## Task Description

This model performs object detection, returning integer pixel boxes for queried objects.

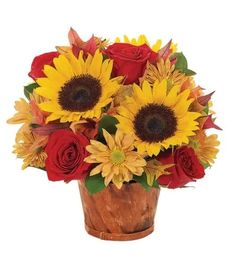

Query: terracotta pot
[78,181,160,241]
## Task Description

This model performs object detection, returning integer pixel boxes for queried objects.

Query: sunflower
[35,50,121,123]
[116,79,201,156]
[190,131,220,165]
[141,59,195,91]
[84,129,146,189]
[115,35,177,53]
[13,127,48,169]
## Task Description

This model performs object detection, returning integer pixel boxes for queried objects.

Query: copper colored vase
[78,181,160,241]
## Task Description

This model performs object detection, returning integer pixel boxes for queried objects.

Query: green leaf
[24,83,39,100]
[98,115,118,140]
[201,161,211,169]
[85,174,106,195]
[174,52,188,70]
[173,53,196,76]
[152,179,160,188]
[203,104,209,115]
[133,173,151,191]
[183,69,196,76]
[30,123,41,128]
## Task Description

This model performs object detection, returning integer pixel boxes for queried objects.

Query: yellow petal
[112,178,123,189]
[146,143,161,156]
[174,98,194,117]
[102,129,115,150]
[153,79,167,104]
[90,140,108,152]
[88,50,103,77]
[142,80,153,103]
[43,65,66,85]
[35,86,57,100]
[90,164,103,176]
[115,129,125,148]
[46,113,62,123]
[133,83,145,102]
[104,173,114,187]
[53,55,75,78]
[39,102,61,112]
[164,85,180,107]
[67,52,83,75]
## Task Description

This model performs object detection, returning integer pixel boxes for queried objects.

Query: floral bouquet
[8,28,220,240]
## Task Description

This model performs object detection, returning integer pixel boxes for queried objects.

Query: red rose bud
[105,43,158,84]
[45,129,91,182]
[157,146,205,189]
[28,51,59,80]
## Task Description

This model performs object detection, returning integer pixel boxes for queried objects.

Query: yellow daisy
[14,127,48,169]
[84,129,146,189]
[116,79,201,156]
[35,50,121,123]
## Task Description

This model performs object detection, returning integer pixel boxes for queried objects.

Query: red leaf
[68,27,83,47]
[198,91,215,106]
[83,35,97,56]
[202,115,222,130]
[72,44,82,57]
[158,40,172,60]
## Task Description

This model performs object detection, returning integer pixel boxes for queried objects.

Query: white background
[0,0,234,265]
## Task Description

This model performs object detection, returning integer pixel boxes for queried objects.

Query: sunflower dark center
[134,103,177,142]
[58,75,102,112]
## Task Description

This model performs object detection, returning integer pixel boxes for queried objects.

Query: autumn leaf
[158,40,172,61]
[198,91,215,106]
[68,27,84,47]
[202,115,222,130]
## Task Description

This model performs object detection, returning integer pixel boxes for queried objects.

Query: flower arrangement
[8,28,220,193]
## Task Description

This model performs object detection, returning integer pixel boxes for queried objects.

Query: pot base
[85,224,154,241]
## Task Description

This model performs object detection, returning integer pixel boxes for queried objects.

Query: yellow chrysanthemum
[115,35,177,53]
[7,98,32,125]
[142,59,190,90]
[13,128,48,169]
[190,131,220,165]
[7,92,46,134]
[35,50,121,123]
[84,129,146,189]
[116,79,201,156]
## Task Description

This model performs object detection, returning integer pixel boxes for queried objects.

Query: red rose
[45,129,91,182]
[105,43,157,84]
[28,51,59,80]
[157,146,205,189]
